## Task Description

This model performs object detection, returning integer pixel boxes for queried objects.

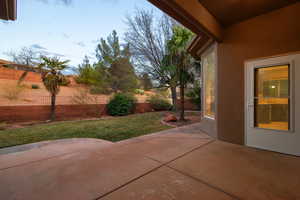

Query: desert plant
[107,93,137,116]
[38,56,69,121]
[167,26,194,121]
[2,85,24,101]
[60,76,71,86]
[71,87,97,105]
[90,86,111,95]
[147,95,172,111]
[134,89,145,95]
[31,84,40,89]
[0,122,7,131]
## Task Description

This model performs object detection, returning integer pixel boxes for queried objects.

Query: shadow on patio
[0,123,299,200]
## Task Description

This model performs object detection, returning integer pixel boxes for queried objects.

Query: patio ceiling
[198,0,299,27]
[0,0,17,21]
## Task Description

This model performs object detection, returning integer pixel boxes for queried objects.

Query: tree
[77,56,102,85]
[167,26,195,121]
[38,56,69,121]
[96,30,138,93]
[75,56,111,94]
[5,47,42,81]
[140,73,153,91]
[125,9,179,107]
[96,30,130,65]
[109,58,138,92]
[5,47,40,66]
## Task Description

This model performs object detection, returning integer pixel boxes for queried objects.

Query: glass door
[254,65,290,131]
[245,53,300,156]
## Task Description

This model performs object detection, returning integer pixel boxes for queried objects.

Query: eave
[148,0,223,42]
[0,0,17,21]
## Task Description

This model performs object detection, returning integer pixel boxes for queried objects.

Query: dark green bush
[107,93,137,116]
[31,84,40,89]
[147,95,172,111]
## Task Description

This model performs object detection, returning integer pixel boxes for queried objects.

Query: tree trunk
[170,86,177,111]
[50,94,56,121]
[179,69,185,121]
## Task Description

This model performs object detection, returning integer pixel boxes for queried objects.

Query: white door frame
[245,53,300,156]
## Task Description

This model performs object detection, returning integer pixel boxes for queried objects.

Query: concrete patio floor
[0,123,299,200]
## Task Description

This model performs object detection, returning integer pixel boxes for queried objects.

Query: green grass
[0,112,171,149]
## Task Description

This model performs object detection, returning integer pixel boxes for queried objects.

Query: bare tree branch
[125,8,178,86]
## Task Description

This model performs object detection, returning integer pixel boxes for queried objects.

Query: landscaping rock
[164,114,178,122]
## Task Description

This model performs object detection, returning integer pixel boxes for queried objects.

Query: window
[202,47,216,119]
[254,65,290,131]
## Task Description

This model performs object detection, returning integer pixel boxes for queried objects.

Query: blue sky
[0,0,161,67]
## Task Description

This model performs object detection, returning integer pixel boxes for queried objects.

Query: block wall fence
[0,100,199,122]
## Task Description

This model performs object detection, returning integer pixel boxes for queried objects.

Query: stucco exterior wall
[217,3,300,144]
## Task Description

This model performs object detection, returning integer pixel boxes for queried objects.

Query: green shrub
[107,93,137,116]
[31,84,40,89]
[147,95,172,111]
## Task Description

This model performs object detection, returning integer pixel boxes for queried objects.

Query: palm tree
[167,26,194,121]
[38,56,69,121]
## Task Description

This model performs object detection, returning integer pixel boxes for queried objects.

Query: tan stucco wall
[217,3,300,144]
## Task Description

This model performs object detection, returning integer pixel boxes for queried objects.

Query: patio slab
[168,141,300,200]
[97,137,212,163]
[0,123,299,200]
[0,138,113,170]
[101,166,235,200]
[0,151,160,200]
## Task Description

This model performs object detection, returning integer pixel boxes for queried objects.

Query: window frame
[251,62,295,133]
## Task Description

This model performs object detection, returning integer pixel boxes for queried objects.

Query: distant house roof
[0,59,14,65]
[0,59,39,73]
[0,0,17,21]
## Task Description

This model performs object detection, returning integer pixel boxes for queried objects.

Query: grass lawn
[0,112,171,149]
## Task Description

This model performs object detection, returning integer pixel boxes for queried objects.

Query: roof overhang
[0,0,17,21]
[148,0,298,58]
[148,0,222,59]
[187,35,214,59]
[148,0,223,42]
